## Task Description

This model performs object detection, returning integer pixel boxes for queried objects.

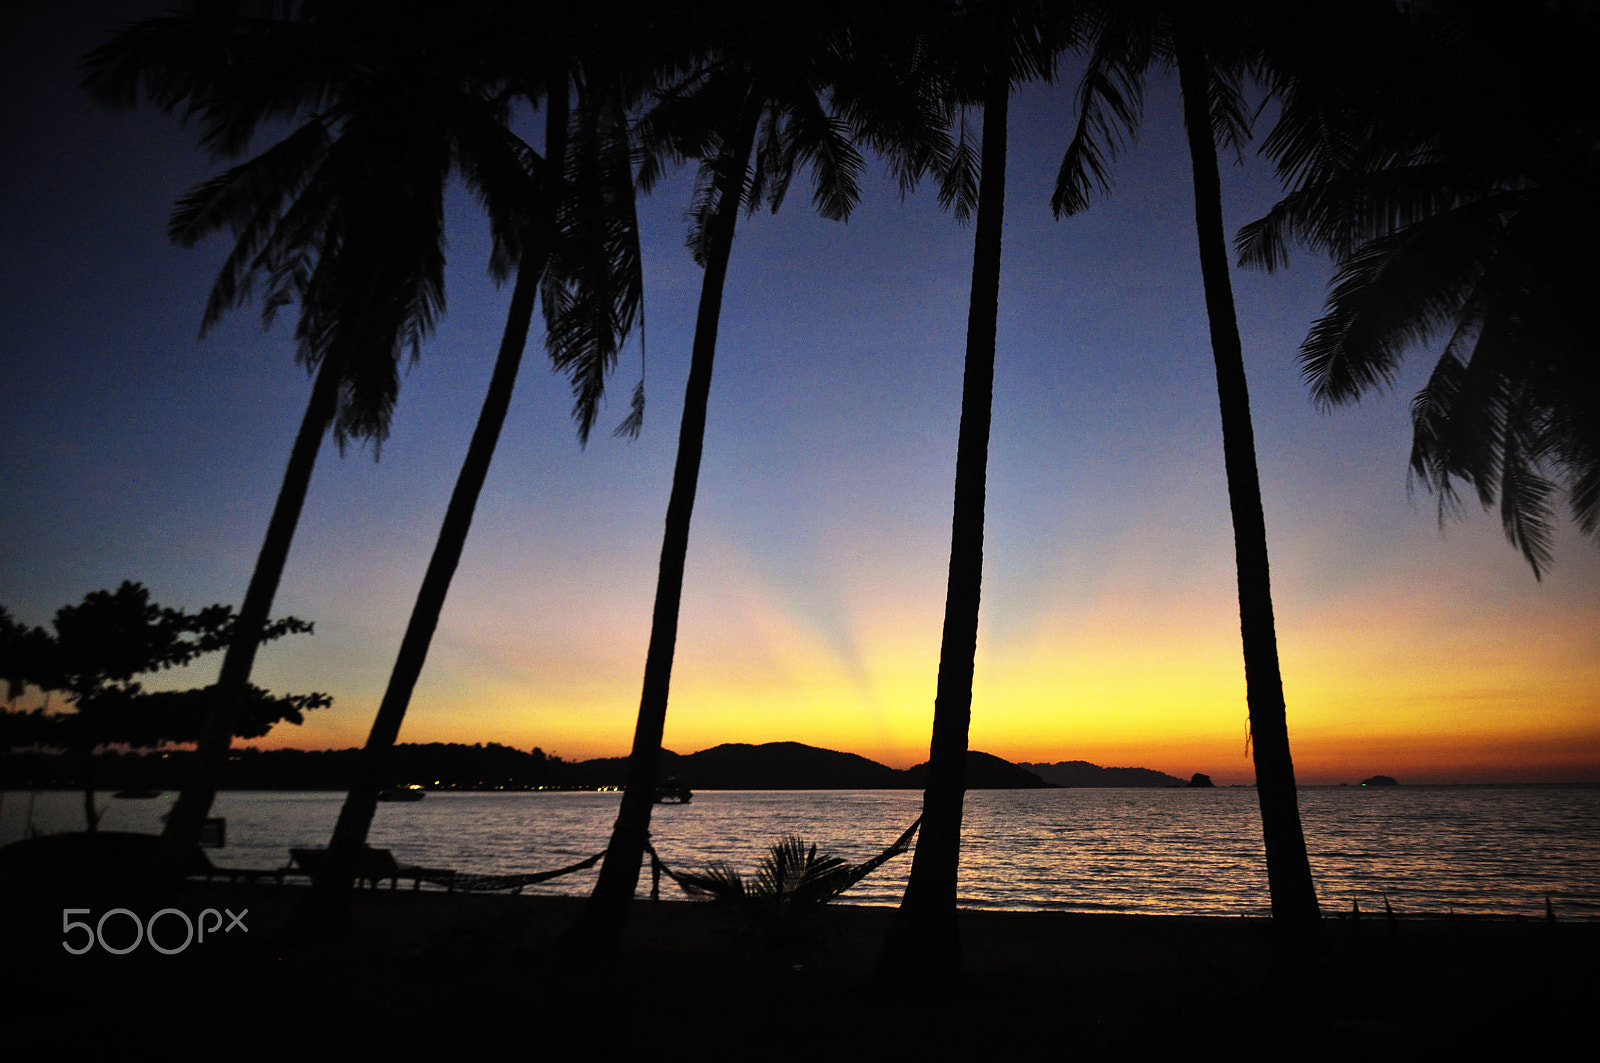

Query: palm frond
[1404,274,1568,577]
[83,6,340,159]
[451,103,545,284]
[936,107,979,224]
[749,98,788,214]
[1053,15,1148,218]
[289,121,450,454]
[544,76,646,445]
[674,860,749,903]
[788,93,864,222]
[1205,66,1253,164]
[673,821,919,926]
[682,85,759,266]
[1237,163,1512,271]
[1250,0,1422,192]
[1568,465,1600,539]
[829,16,953,203]
[1242,0,1599,571]
[999,1,1064,87]
[684,155,726,267]
[252,151,341,335]
[613,380,646,440]
[167,119,332,333]
[631,62,741,199]
[1496,392,1557,579]
[1299,204,1504,408]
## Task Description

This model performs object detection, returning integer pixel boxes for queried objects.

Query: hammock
[645,817,921,908]
[450,849,606,893]
[445,816,919,902]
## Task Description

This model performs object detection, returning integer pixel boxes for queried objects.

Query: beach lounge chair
[286,847,456,892]
[185,847,290,886]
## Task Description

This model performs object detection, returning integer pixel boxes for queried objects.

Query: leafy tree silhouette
[0,584,325,832]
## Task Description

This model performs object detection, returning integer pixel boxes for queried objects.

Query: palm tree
[82,2,553,876]
[576,0,946,947]
[1237,0,1599,578]
[880,0,1061,977]
[309,39,648,927]
[1052,1,1334,945]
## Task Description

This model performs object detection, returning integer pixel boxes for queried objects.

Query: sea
[3,786,1596,919]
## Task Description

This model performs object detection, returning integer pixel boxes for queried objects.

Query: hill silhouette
[903,750,1048,789]
[670,744,1050,789]
[672,741,904,789]
[1017,760,1186,788]
[2,742,1180,790]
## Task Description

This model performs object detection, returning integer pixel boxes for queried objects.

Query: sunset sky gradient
[2,3,1596,786]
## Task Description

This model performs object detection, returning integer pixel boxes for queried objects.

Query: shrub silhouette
[673,821,918,929]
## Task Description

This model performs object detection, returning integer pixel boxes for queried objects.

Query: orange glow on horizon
[233,518,1598,786]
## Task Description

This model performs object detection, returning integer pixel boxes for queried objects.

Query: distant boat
[113,789,162,799]
[653,780,692,804]
[378,785,427,802]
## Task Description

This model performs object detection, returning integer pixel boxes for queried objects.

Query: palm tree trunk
[883,66,1009,977]
[576,92,763,947]
[302,249,547,926]
[80,741,98,834]
[1173,16,1320,941]
[298,72,567,932]
[149,348,344,880]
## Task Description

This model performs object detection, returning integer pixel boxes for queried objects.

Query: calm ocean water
[3,786,1595,919]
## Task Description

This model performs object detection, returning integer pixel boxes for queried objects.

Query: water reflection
[3,786,1594,918]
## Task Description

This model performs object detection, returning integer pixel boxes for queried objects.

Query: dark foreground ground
[2,873,1593,1061]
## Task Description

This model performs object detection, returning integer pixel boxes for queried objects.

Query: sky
[2,4,1596,786]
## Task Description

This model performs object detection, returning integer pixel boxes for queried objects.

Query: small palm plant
[672,820,919,931]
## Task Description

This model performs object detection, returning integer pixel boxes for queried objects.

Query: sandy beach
[3,875,1593,1059]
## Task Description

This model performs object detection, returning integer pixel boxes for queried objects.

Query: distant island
[1,741,1203,793]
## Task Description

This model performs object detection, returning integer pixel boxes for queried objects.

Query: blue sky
[3,3,1596,784]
